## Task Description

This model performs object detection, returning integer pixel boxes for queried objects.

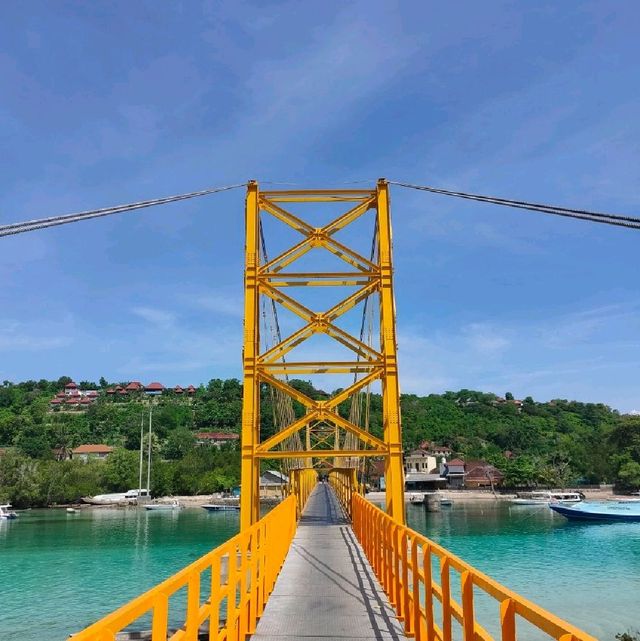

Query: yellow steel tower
[240,180,405,528]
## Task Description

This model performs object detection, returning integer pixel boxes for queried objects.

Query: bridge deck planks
[251,483,409,640]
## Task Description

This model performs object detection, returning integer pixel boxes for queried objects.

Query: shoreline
[366,487,618,503]
[36,487,624,510]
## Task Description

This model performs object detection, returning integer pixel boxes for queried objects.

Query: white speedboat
[145,500,182,511]
[511,491,583,505]
[202,504,240,512]
[83,488,150,505]
[0,504,18,519]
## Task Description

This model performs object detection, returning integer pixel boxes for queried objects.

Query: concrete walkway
[251,483,409,641]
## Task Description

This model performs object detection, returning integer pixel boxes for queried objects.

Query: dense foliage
[1,377,638,506]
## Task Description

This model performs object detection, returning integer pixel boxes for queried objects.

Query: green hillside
[1,377,639,507]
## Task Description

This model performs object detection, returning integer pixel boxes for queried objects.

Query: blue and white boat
[550,500,640,522]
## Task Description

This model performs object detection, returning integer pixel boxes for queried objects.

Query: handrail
[327,467,360,517]
[72,496,297,641]
[288,468,317,516]
[351,494,597,641]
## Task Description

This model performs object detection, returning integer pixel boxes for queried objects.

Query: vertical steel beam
[240,180,261,528]
[376,178,406,524]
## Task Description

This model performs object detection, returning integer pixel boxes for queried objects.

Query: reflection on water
[406,501,640,640]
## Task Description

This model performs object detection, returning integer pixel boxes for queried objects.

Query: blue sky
[1,1,639,411]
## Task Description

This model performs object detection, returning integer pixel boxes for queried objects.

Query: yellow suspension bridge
[69,181,596,641]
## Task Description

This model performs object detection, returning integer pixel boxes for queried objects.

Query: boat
[145,500,182,511]
[202,504,240,512]
[550,501,640,522]
[510,491,583,505]
[82,488,150,505]
[0,504,18,519]
[66,507,78,513]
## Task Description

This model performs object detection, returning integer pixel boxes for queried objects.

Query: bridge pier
[251,483,409,640]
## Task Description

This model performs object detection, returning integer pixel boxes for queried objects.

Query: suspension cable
[388,181,640,230]
[0,183,246,238]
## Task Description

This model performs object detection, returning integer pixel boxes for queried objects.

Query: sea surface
[1,501,638,641]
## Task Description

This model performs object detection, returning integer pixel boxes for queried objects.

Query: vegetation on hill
[1,377,639,507]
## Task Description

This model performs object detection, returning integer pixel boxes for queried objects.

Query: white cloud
[0,320,72,352]
[462,323,511,355]
[131,307,176,329]
[187,292,243,317]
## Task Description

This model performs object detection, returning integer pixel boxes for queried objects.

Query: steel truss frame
[240,180,405,527]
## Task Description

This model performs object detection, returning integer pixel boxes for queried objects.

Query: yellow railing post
[349,494,597,641]
[71,495,300,641]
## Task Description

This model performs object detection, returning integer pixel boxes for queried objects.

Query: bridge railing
[327,467,363,516]
[351,494,597,641]
[72,495,297,641]
[288,468,318,517]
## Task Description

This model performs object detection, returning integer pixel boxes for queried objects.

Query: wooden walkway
[251,483,409,641]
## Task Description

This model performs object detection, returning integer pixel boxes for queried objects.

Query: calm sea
[1,502,638,640]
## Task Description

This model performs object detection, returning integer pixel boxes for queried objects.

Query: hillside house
[195,432,240,448]
[465,460,504,488]
[444,458,466,488]
[72,444,114,461]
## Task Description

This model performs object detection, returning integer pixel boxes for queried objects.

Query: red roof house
[465,460,504,488]
[125,381,143,392]
[145,382,165,393]
[186,385,197,395]
[65,381,78,389]
[195,432,239,447]
[174,385,184,394]
[72,444,114,460]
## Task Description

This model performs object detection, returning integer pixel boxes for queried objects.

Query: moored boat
[550,501,640,522]
[145,500,182,511]
[202,504,240,512]
[82,488,150,505]
[0,504,18,519]
[510,491,583,505]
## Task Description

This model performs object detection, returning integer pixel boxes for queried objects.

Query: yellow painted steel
[71,180,596,641]
[72,495,298,641]
[240,180,261,529]
[327,468,362,513]
[287,468,317,517]
[350,493,597,641]
[240,180,406,526]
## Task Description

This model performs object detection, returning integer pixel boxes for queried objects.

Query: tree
[102,448,138,491]
[505,392,514,401]
[15,419,51,459]
[163,428,196,460]
[617,460,640,491]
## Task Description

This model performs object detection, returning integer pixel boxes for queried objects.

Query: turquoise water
[0,507,239,641]
[406,502,640,641]
[1,502,638,640]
